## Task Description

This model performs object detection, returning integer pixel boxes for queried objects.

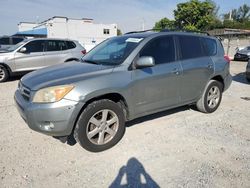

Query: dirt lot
[0,61,249,188]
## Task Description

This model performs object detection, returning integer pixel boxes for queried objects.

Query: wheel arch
[64,58,79,62]
[70,92,130,136]
[0,62,12,74]
[211,75,224,91]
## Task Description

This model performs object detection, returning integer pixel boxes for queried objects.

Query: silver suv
[15,31,232,152]
[0,38,86,82]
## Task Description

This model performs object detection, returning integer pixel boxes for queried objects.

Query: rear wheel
[196,80,223,113]
[74,99,125,152]
[0,66,9,83]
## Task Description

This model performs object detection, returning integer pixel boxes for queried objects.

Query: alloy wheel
[86,109,119,145]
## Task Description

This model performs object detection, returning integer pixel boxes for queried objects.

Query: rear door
[14,40,45,71]
[177,35,214,103]
[44,40,69,66]
[131,35,182,115]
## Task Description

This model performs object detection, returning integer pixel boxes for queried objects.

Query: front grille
[19,82,31,101]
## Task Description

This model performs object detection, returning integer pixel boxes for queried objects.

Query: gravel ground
[0,61,249,188]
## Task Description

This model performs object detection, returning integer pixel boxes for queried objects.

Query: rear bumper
[14,90,84,136]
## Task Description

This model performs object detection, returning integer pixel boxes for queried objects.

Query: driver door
[131,36,182,116]
[14,40,45,72]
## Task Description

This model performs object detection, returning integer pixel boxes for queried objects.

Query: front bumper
[14,90,84,136]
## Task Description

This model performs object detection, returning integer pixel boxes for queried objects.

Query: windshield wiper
[82,59,99,65]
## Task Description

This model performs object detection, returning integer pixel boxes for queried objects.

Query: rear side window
[0,37,10,45]
[66,41,76,49]
[140,36,175,64]
[58,41,67,51]
[12,38,24,45]
[201,38,217,56]
[179,36,204,60]
[23,40,45,53]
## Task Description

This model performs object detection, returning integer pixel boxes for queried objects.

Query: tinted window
[12,37,24,45]
[58,41,67,51]
[46,40,67,51]
[0,37,10,45]
[66,41,76,49]
[23,40,45,53]
[140,36,175,64]
[179,36,203,60]
[201,38,217,56]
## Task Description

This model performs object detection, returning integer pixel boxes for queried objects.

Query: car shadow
[7,75,23,82]
[126,105,191,128]
[232,72,249,84]
[109,157,160,188]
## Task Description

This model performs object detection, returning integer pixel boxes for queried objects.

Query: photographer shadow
[109,157,160,188]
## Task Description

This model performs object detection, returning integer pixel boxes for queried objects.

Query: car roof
[26,38,75,42]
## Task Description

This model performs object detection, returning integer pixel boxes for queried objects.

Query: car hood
[21,61,115,91]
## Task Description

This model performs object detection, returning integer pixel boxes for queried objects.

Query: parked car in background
[246,60,250,82]
[0,38,86,82]
[0,36,26,51]
[234,46,250,61]
[15,31,232,152]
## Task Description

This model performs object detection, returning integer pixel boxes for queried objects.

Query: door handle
[208,64,213,69]
[171,68,180,75]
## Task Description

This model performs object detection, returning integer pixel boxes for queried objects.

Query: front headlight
[33,85,74,103]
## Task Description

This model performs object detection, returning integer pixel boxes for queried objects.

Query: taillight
[224,55,231,63]
[81,49,87,55]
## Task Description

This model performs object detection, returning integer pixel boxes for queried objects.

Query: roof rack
[161,29,210,36]
[124,29,160,35]
[124,28,210,36]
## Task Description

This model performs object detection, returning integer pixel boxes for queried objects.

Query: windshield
[82,36,144,65]
[6,40,27,52]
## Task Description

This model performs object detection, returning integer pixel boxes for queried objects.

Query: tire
[0,65,9,83]
[246,73,250,82]
[74,99,125,152]
[196,80,223,113]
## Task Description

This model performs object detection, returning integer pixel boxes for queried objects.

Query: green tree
[174,0,217,31]
[223,4,250,22]
[153,17,175,30]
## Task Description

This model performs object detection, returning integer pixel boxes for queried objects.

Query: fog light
[40,122,55,131]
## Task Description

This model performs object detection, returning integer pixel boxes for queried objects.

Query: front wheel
[74,99,125,152]
[196,80,223,113]
[0,66,9,83]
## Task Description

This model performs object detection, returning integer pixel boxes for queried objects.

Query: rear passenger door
[44,40,69,66]
[177,35,214,103]
[131,36,182,115]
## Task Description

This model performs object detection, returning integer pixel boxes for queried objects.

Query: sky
[0,0,249,35]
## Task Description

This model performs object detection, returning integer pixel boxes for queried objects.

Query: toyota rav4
[15,31,232,152]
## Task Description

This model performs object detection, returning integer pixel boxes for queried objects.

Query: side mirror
[19,47,27,53]
[135,56,155,69]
